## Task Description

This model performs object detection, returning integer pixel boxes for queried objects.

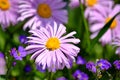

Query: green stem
[48,72,54,80]
[106,71,113,80]
[79,2,90,50]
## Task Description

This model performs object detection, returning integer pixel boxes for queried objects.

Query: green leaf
[90,12,120,49]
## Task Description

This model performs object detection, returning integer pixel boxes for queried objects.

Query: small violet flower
[73,70,89,80]
[19,35,27,44]
[10,46,27,60]
[76,56,86,65]
[97,59,111,71]
[113,60,120,70]
[86,61,96,73]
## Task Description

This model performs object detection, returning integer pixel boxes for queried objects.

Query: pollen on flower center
[0,0,10,11]
[86,0,97,7]
[37,3,52,18]
[105,17,117,29]
[17,52,21,56]
[46,37,60,51]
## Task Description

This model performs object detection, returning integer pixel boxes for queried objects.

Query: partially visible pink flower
[18,0,68,30]
[0,52,6,75]
[25,22,80,72]
[84,0,114,18]
[89,4,120,45]
[0,0,19,29]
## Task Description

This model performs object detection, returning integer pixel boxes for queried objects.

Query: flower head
[84,0,113,18]
[97,59,111,70]
[0,0,19,29]
[86,61,96,73]
[18,0,68,30]
[113,60,120,70]
[10,46,27,60]
[73,70,89,80]
[89,4,120,45]
[19,35,27,44]
[25,22,80,72]
[76,56,86,65]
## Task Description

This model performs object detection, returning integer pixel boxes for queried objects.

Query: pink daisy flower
[18,0,68,30]
[0,0,19,29]
[89,4,120,45]
[25,22,80,72]
[84,0,113,18]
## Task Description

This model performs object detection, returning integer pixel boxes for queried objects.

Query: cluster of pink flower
[0,0,81,72]
[70,0,120,54]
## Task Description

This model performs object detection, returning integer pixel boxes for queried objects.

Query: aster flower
[76,56,86,65]
[73,70,89,80]
[18,0,68,30]
[25,22,80,72]
[10,46,27,60]
[0,52,6,75]
[19,35,27,44]
[84,0,113,18]
[89,4,120,45]
[86,61,96,73]
[0,0,19,29]
[97,59,111,71]
[113,60,120,70]
[56,77,67,80]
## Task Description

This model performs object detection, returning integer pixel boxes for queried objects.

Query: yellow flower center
[86,0,97,7]
[17,52,21,56]
[37,3,52,18]
[0,0,10,11]
[45,37,60,51]
[105,17,117,29]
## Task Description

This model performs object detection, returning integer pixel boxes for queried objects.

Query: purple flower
[18,0,68,30]
[73,70,89,80]
[10,46,27,60]
[24,65,32,72]
[84,0,113,18]
[0,0,19,29]
[113,60,120,70]
[19,35,27,44]
[56,77,67,80]
[89,4,120,45]
[76,56,86,65]
[97,59,111,70]
[25,22,80,72]
[0,52,6,75]
[86,61,96,73]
